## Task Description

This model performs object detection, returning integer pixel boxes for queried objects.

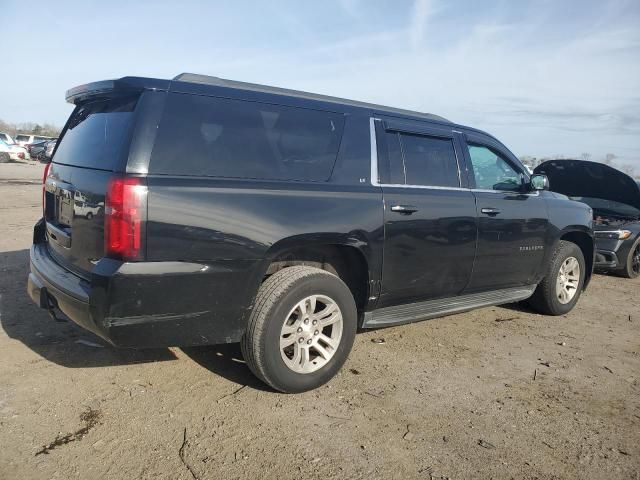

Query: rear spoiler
[65,77,170,104]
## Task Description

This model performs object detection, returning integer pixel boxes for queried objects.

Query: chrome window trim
[370,117,380,186]
[370,117,540,196]
[471,188,540,196]
[370,117,465,191]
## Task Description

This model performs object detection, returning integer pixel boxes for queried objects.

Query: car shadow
[0,249,177,368]
[181,344,272,391]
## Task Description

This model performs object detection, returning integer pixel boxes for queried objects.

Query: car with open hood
[534,160,640,278]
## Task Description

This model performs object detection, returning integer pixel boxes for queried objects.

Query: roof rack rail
[172,72,450,123]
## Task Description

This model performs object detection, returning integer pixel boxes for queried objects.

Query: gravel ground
[1,161,638,479]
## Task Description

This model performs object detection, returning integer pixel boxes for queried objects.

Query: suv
[27,74,594,392]
[15,134,56,147]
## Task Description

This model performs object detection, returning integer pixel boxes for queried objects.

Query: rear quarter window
[149,93,345,181]
[53,96,138,171]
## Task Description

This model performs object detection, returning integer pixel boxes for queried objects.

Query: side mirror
[530,174,549,191]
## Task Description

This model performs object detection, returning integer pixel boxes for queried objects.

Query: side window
[467,144,521,192]
[150,93,345,181]
[377,131,405,184]
[399,133,460,187]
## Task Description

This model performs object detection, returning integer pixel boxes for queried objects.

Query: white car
[0,139,30,161]
[14,134,56,147]
[0,132,15,144]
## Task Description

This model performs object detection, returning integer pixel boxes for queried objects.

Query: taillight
[105,177,146,260]
[42,162,51,216]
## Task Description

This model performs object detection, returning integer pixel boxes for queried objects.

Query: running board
[362,285,537,328]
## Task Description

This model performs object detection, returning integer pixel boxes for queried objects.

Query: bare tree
[580,152,592,161]
[0,118,61,138]
[620,164,636,177]
[603,153,616,165]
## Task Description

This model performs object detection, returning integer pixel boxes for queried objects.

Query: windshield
[573,196,640,219]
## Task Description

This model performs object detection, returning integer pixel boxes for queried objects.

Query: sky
[3,0,639,168]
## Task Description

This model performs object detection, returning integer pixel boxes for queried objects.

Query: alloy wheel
[279,295,343,374]
[556,256,581,304]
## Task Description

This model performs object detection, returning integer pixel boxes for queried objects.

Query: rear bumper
[27,221,255,347]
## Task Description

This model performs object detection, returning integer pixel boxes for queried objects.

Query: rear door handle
[390,205,418,214]
[481,207,501,216]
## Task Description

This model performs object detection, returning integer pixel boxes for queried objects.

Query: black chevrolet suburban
[28,74,594,392]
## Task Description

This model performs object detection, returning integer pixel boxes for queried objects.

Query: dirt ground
[0,161,638,480]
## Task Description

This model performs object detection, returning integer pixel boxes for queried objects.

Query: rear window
[149,93,345,181]
[16,135,29,142]
[53,96,138,170]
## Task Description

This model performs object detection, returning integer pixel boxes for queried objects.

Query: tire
[619,237,640,279]
[0,152,9,163]
[528,240,586,315]
[86,212,93,220]
[241,266,357,393]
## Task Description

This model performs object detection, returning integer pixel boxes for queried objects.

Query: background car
[14,134,56,147]
[27,141,49,161]
[535,160,640,278]
[0,138,30,162]
[0,132,15,144]
[43,139,57,161]
[0,140,11,162]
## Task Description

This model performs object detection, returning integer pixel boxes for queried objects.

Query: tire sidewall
[547,242,586,314]
[624,237,640,279]
[260,273,357,393]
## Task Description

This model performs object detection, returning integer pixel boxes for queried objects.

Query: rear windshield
[149,93,345,182]
[53,96,138,171]
[15,135,30,142]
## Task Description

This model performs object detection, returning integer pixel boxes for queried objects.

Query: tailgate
[44,95,139,278]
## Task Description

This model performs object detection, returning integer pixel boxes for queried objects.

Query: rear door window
[399,133,460,187]
[149,93,345,181]
[53,96,138,171]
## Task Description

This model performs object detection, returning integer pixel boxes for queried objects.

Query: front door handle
[481,207,501,216]
[390,205,418,215]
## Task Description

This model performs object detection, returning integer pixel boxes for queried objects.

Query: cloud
[3,0,639,168]
[410,0,432,49]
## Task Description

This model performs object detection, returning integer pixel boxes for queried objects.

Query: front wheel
[620,237,640,279]
[241,266,357,393]
[528,240,586,315]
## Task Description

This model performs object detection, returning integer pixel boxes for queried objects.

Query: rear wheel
[0,152,9,163]
[620,237,640,279]
[528,240,586,315]
[242,266,357,393]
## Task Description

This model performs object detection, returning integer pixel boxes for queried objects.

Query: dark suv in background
[534,160,640,279]
[28,74,594,392]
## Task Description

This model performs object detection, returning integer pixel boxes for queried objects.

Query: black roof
[172,73,451,123]
[66,73,450,124]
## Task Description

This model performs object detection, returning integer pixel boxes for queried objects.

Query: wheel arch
[258,234,374,314]
[559,227,594,288]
